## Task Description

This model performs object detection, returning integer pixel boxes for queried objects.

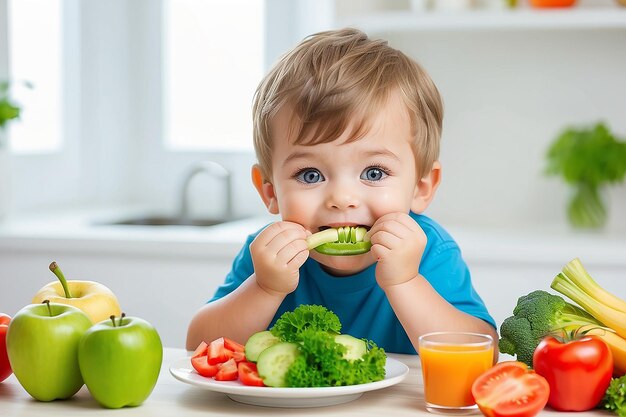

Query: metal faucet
[179,160,233,221]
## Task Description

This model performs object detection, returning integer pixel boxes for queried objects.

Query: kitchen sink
[99,215,246,227]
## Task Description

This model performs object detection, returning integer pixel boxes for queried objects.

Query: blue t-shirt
[210,212,496,354]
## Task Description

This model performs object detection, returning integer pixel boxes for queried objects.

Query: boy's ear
[251,164,279,215]
[410,161,441,214]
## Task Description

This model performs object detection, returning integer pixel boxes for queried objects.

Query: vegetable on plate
[191,337,257,384]
[190,305,386,388]
[471,361,549,417]
[250,304,386,387]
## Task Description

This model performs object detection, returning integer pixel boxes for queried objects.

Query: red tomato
[208,337,247,365]
[533,335,613,411]
[224,337,245,353]
[472,361,549,417]
[208,337,231,365]
[191,341,208,358]
[530,0,575,7]
[191,338,248,380]
[214,358,238,381]
[191,355,220,377]
[232,350,246,363]
[0,314,11,382]
[238,361,265,387]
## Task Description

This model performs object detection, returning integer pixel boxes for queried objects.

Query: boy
[187,28,497,356]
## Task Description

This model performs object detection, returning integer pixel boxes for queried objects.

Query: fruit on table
[32,261,121,324]
[530,0,575,6]
[6,301,92,401]
[533,334,613,411]
[471,361,549,417]
[0,313,11,382]
[78,313,163,409]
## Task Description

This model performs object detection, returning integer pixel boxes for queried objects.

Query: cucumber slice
[244,330,281,363]
[306,228,339,250]
[334,334,367,361]
[256,342,299,387]
[314,241,371,256]
[307,226,371,255]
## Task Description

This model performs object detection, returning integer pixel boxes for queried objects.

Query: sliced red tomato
[191,338,248,380]
[214,358,238,381]
[232,350,247,363]
[224,337,245,353]
[238,361,265,387]
[191,341,208,358]
[471,361,549,417]
[208,337,232,365]
[191,355,220,377]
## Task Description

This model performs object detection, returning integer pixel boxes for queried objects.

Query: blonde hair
[253,28,443,180]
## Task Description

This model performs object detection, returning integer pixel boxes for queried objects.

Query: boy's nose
[325,184,360,210]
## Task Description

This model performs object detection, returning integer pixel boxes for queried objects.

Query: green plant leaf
[0,99,21,128]
[545,122,626,187]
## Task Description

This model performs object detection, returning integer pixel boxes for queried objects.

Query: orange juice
[419,333,493,409]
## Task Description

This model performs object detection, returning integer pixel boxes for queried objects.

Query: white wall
[386,29,626,232]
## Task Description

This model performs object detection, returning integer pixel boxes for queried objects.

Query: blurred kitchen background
[0,0,625,348]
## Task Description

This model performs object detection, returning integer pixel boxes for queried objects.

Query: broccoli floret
[499,290,604,366]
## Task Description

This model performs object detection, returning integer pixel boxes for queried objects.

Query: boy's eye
[296,168,325,184]
[360,167,387,182]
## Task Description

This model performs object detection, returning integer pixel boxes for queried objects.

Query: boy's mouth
[307,226,372,256]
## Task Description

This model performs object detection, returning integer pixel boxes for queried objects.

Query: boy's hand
[366,212,426,289]
[250,221,310,297]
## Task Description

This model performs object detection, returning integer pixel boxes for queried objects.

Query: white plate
[169,356,409,408]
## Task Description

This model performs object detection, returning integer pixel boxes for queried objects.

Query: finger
[365,212,413,240]
[370,243,390,260]
[370,230,402,251]
[265,227,308,256]
[254,222,306,248]
[286,248,310,269]
[372,219,415,241]
[275,238,309,266]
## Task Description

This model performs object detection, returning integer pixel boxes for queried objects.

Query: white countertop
[0,206,624,265]
[0,206,274,259]
[0,348,610,416]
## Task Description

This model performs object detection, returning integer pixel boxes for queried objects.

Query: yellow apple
[32,262,121,324]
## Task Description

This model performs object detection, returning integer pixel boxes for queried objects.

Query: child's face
[260,92,427,276]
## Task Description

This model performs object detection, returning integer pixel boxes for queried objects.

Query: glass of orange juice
[418,332,494,414]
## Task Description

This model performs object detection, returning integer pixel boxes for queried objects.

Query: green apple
[6,301,92,401]
[78,314,163,409]
[32,262,122,324]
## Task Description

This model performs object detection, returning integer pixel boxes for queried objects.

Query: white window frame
[2,0,84,213]
[1,0,335,216]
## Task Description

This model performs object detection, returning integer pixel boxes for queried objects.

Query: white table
[0,348,607,416]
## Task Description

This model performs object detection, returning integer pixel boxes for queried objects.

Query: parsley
[603,375,626,417]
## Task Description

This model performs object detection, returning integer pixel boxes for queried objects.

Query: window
[163,0,265,151]
[7,0,63,153]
